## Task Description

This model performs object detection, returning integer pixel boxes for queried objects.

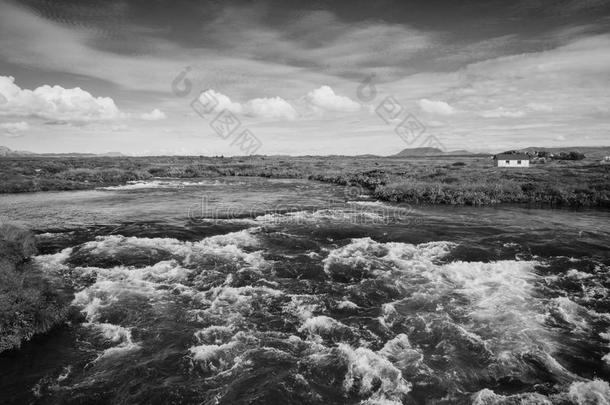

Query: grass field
[0,154,608,207]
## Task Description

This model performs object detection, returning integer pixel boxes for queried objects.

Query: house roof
[495,153,529,160]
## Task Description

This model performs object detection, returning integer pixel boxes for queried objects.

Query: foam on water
[299,315,349,337]
[339,343,411,403]
[348,200,387,207]
[284,295,326,322]
[472,379,610,404]
[337,299,360,310]
[23,222,610,404]
[255,209,385,224]
[33,247,73,274]
[87,322,139,359]
[98,179,222,190]
[189,341,238,372]
[321,237,610,400]
[187,235,610,402]
[568,379,610,404]
[378,334,425,374]
[68,228,263,269]
[77,235,190,258]
[58,228,268,361]
[323,237,455,281]
[196,283,282,318]
[34,229,276,378]
[567,268,594,279]
[472,388,554,404]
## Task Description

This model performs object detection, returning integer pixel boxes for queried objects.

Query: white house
[495,153,530,167]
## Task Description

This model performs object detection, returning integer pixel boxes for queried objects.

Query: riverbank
[0,155,608,207]
[0,223,71,353]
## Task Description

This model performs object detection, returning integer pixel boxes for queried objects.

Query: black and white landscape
[1,1,609,404]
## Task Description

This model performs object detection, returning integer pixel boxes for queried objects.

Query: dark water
[1,177,609,404]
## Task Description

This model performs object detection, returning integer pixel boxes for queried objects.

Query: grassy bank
[0,155,608,207]
[0,223,70,353]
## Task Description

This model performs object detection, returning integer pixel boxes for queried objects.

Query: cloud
[0,76,121,122]
[0,1,358,99]
[478,107,526,118]
[526,103,554,112]
[196,90,297,120]
[140,108,167,120]
[197,89,243,114]
[0,121,29,136]
[195,86,361,120]
[418,99,455,115]
[305,86,361,113]
[198,7,434,81]
[243,97,297,120]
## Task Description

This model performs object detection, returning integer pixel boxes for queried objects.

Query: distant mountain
[393,147,444,156]
[393,147,482,157]
[0,146,125,158]
[0,146,12,156]
[0,146,34,157]
[99,152,125,157]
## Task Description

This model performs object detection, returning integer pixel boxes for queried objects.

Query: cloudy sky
[1,0,609,155]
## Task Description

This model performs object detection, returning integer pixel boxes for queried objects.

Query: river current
[1,177,609,404]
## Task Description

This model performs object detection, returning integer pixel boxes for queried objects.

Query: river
[1,177,609,404]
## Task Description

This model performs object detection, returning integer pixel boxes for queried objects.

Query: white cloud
[305,86,361,113]
[0,121,29,136]
[418,99,455,115]
[196,89,297,120]
[195,86,359,120]
[197,89,243,114]
[244,97,297,120]
[140,108,167,120]
[526,103,554,112]
[197,7,433,82]
[0,76,121,122]
[0,1,346,98]
[479,107,526,118]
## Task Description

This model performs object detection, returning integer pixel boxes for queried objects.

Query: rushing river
[1,177,609,404]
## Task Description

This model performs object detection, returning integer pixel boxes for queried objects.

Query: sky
[0,0,609,156]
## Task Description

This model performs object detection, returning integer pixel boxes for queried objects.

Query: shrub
[0,222,70,353]
[553,151,586,161]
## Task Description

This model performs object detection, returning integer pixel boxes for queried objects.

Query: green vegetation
[498,149,587,161]
[0,154,608,207]
[552,151,586,161]
[0,223,70,353]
